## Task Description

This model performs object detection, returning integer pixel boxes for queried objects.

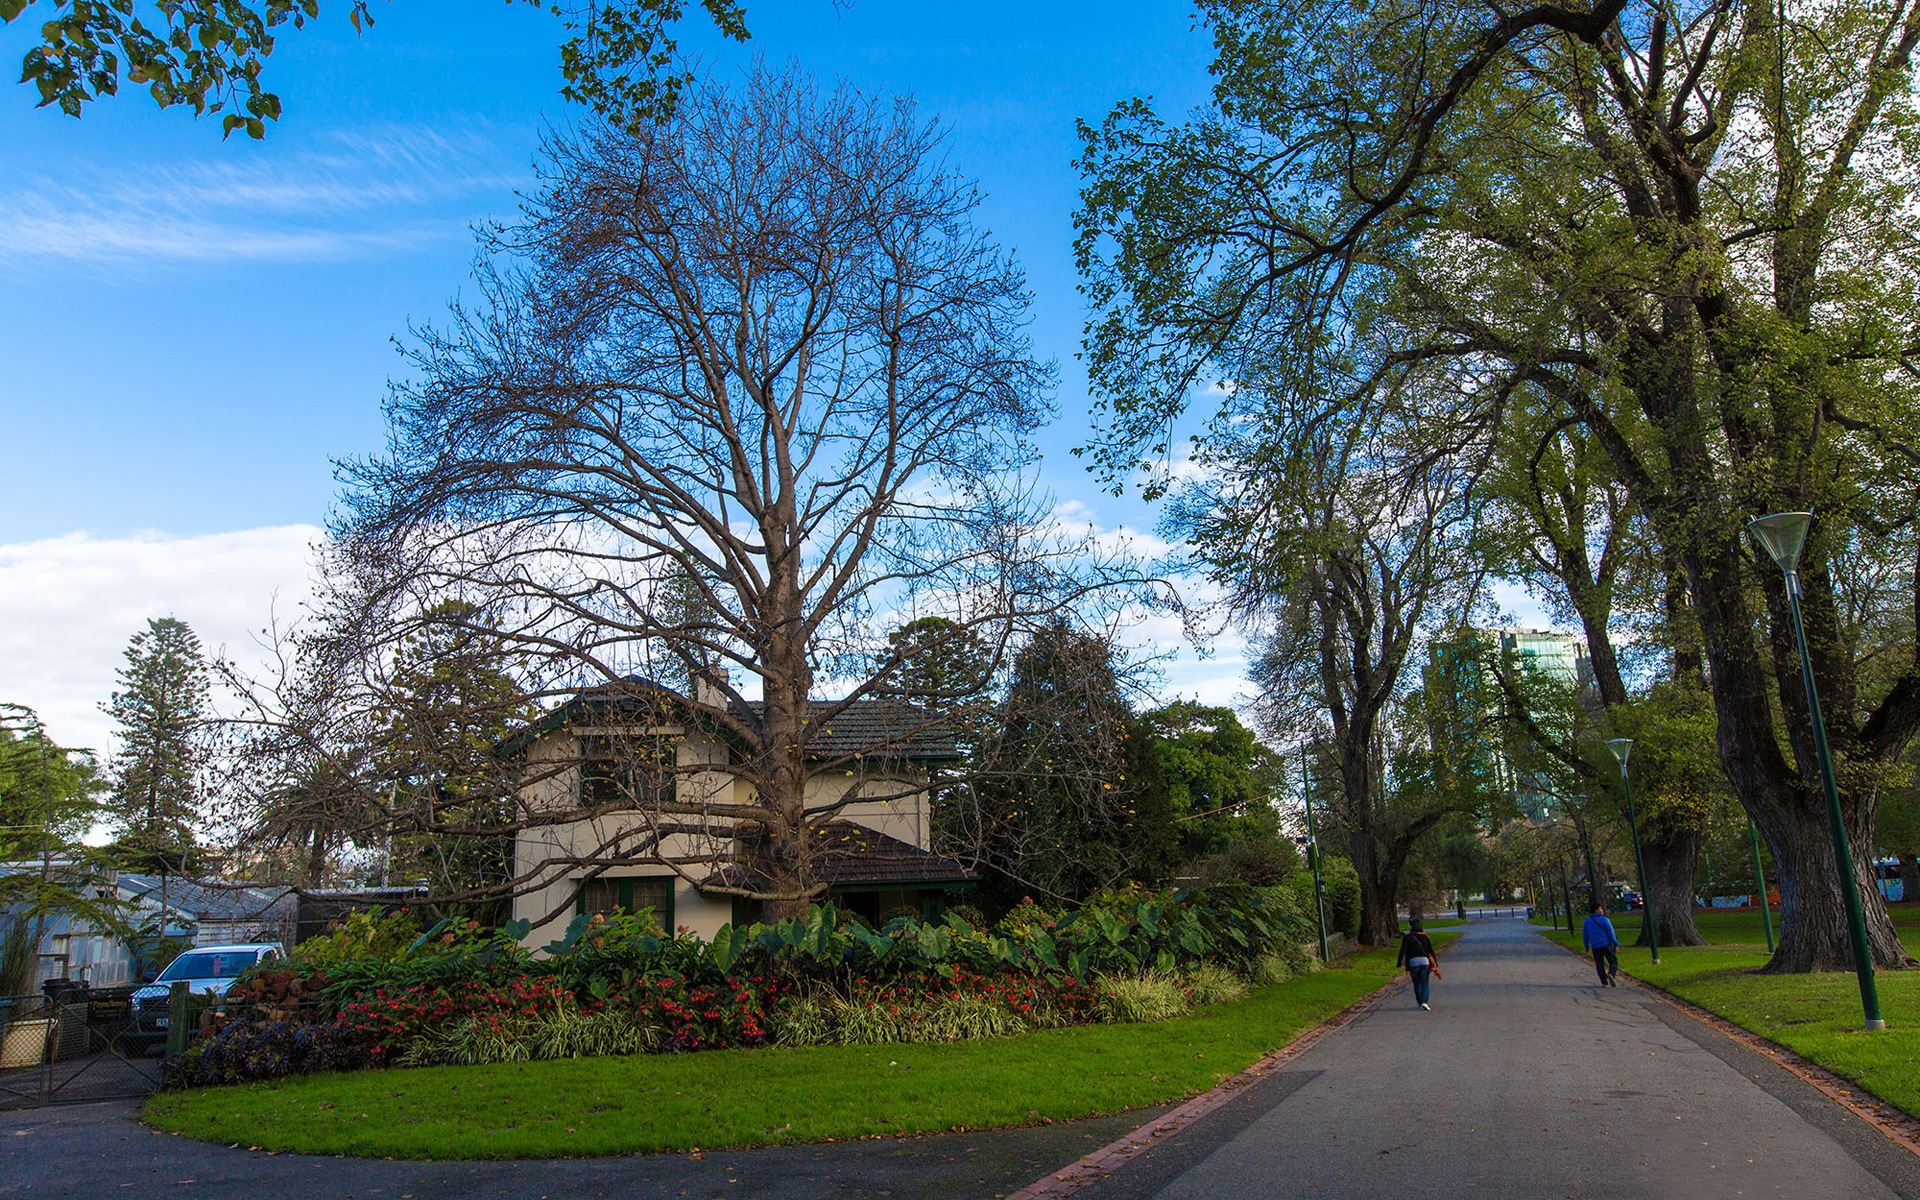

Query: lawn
[143,940,1447,1159]
[1539,906,1920,1119]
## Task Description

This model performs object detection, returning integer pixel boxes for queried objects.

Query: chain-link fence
[0,984,166,1109]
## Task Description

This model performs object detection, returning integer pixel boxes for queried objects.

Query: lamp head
[1606,738,1632,771]
[1747,512,1813,574]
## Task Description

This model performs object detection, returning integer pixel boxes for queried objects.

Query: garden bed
[142,942,1429,1159]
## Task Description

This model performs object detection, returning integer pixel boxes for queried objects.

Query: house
[505,676,974,940]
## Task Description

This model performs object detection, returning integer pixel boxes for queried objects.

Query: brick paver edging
[1539,929,1920,1161]
[1004,971,1410,1200]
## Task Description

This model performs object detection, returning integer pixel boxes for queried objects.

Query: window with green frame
[577,734,676,807]
[576,876,676,930]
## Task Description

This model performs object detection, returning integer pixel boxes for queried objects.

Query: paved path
[1078,918,1920,1200]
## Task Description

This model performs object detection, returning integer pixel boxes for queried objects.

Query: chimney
[693,665,730,711]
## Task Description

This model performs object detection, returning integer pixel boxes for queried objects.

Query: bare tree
[288,66,1122,924]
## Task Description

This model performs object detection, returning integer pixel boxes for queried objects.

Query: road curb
[1536,927,1920,1162]
[1004,968,1408,1200]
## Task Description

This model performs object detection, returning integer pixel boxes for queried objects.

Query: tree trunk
[1678,538,1912,970]
[1759,807,1912,973]
[1637,827,1707,948]
[1900,855,1919,907]
[1357,870,1402,946]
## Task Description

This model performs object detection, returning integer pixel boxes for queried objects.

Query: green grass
[1539,906,1920,1119]
[143,939,1452,1160]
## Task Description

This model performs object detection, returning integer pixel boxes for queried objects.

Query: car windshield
[157,951,259,981]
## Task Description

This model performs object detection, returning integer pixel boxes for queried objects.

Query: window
[576,876,676,930]
[157,950,260,981]
[577,734,676,807]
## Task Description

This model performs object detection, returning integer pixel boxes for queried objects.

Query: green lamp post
[1301,747,1331,963]
[1606,737,1659,966]
[1747,512,1885,1031]
[1748,818,1776,954]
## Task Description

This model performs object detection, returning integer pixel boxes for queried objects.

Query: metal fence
[0,986,165,1109]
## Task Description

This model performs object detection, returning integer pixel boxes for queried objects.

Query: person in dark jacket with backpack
[1583,903,1620,986]
[1396,919,1440,1010]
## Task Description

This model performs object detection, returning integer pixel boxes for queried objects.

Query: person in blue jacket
[1583,903,1620,986]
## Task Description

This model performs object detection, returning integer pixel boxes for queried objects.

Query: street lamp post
[1606,738,1660,966]
[1301,747,1332,963]
[1747,818,1776,954]
[1747,511,1886,1031]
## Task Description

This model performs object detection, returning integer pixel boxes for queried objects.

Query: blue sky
[1,1,1216,540]
[0,1,1246,749]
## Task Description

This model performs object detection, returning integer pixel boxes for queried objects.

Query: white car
[126,942,284,1051]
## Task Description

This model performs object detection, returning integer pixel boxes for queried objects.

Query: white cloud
[0,526,322,754]
[0,124,522,268]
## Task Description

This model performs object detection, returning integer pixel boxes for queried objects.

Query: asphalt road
[1078,918,1920,1200]
[0,1083,1159,1200]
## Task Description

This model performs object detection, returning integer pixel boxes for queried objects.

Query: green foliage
[318,917,535,998]
[1181,962,1249,1006]
[0,705,120,994]
[1247,951,1297,986]
[285,909,424,970]
[1318,856,1362,939]
[374,601,532,923]
[970,620,1166,905]
[105,617,210,871]
[145,946,1419,1158]
[6,1,749,136]
[878,616,994,716]
[1093,972,1190,1023]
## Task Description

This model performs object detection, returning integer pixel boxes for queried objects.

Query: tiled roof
[745,700,961,760]
[497,677,961,761]
[704,821,975,890]
[119,874,295,923]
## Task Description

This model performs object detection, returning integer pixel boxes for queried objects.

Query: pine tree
[104,617,211,872]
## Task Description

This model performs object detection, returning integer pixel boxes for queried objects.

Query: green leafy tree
[4,0,749,137]
[0,705,114,996]
[1076,0,1920,971]
[1133,702,1286,864]
[373,601,532,920]
[965,620,1173,907]
[879,617,995,719]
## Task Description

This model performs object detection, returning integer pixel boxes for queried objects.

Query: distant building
[1424,628,1593,822]
[1,862,297,988]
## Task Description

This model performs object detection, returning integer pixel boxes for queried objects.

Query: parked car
[123,942,283,1053]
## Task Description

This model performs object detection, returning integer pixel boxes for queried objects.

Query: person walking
[1583,903,1620,986]
[1397,918,1440,1010]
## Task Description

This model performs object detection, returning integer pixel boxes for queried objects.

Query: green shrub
[772,996,835,1048]
[831,998,912,1045]
[286,909,423,970]
[1320,857,1362,938]
[1247,952,1293,986]
[1183,962,1249,1006]
[917,994,1027,1042]
[423,1015,534,1067]
[1094,972,1191,1023]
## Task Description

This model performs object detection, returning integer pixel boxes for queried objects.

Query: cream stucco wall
[510,722,935,942]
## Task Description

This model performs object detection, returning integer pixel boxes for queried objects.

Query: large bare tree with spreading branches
[236,67,1124,925]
